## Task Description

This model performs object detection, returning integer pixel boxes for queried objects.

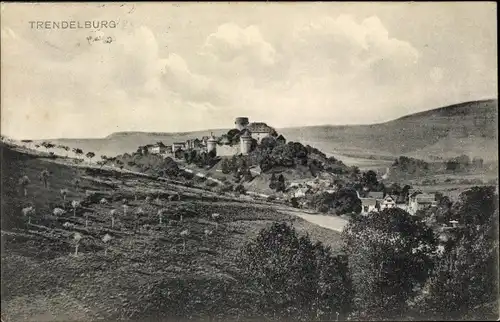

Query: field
[1,144,343,321]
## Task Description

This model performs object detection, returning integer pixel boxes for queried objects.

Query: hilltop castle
[149,117,282,157]
[211,117,277,156]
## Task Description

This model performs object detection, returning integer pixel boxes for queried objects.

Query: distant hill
[32,99,497,164]
[280,99,498,161]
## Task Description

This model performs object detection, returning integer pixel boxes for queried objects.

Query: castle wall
[253,132,270,143]
[217,144,240,156]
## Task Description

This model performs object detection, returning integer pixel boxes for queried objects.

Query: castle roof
[247,122,274,133]
[220,136,231,144]
[240,129,252,138]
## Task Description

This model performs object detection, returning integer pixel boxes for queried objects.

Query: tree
[361,170,379,190]
[102,233,112,256]
[21,206,35,225]
[451,186,496,228]
[227,128,240,142]
[84,212,91,227]
[180,229,189,252]
[409,187,499,320]
[410,193,499,320]
[61,145,70,156]
[234,184,246,196]
[41,141,55,152]
[110,209,117,228]
[86,152,95,163]
[184,151,192,164]
[342,208,436,320]
[122,202,129,217]
[73,232,82,257]
[238,222,352,321]
[60,188,68,201]
[269,173,277,190]
[220,158,231,174]
[71,200,81,218]
[73,148,84,159]
[73,178,81,191]
[39,169,50,188]
[211,213,221,230]
[157,209,167,225]
[18,175,30,197]
[275,174,286,192]
[21,139,33,147]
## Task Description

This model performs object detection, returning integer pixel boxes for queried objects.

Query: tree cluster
[240,186,498,321]
[238,222,353,321]
[115,152,180,177]
[183,149,217,168]
[269,173,286,192]
[309,189,362,215]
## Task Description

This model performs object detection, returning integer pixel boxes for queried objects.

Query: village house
[408,192,438,215]
[293,186,311,198]
[149,143,168,154]
[357,191,381,214]
[379,194,396,210]
[171,142,185,153]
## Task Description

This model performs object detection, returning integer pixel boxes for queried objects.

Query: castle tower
[235,117,249,131]
[207,133,217,155]
[240,129,253,155]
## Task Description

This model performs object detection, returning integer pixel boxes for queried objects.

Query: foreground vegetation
[1,140,498,321]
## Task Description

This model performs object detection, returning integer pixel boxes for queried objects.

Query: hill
[25,99,498,165]
[1,143,343,321]
[280,99,498,161]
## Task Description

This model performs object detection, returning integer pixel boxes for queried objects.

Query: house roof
[416,194,436,203]
[247,122,274,133]
[360,198,378,206]
[383,194,395,202]
[367,191,384,199]
[276,134,286,141]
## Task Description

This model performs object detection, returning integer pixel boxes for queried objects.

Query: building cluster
[145,117,284,158]
[285,179,439,216]
[357,190,438,216]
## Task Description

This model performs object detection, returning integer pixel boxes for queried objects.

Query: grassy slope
[1,144,342,321]
[280,99,498,161]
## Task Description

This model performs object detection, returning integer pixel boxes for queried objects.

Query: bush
[342,208,436,320]
[238,222,352,321]
[309,189,361,215]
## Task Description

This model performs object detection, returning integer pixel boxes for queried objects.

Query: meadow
[1,144,342,321]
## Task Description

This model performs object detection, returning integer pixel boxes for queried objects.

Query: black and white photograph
[1,2,498,321]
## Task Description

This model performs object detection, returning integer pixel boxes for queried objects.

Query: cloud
[287,15,419,84]
[203,23,276,66]
[1,5,496,139]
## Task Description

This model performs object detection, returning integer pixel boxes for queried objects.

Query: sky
[1,2,497,139]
